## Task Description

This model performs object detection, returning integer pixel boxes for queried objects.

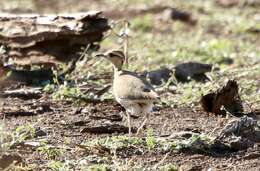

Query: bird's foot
[135,118,147,137]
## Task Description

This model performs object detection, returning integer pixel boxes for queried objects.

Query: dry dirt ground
[0,0,260,171]
[1,90,260,170]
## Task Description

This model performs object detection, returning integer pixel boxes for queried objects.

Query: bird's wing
[113,71,159,101]
[138,84,160,100]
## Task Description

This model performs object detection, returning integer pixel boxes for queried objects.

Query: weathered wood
[0,11,110,65]
[0,56,78,86]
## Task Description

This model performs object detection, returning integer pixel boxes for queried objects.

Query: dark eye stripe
[109,51,124,58]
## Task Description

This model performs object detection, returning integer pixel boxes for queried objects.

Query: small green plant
[37,141,64,160]
[131,14,153,32]
[146,128,156,150]
[160,164,178,171]
[43,83,55,93]
[9,163,38,171]
[82,164,111,171]
[12,124,35,144]
[47,161,63,171]
[52,84,82,101]
[1,124,37,152]
[178,134,214,154]
[52,68,60,86]
[83,135,142,152]
[47,160,70,171]
[195,39,235,64]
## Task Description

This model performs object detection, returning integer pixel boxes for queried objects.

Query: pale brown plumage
[97,49,159,137]
[113,70,159,101]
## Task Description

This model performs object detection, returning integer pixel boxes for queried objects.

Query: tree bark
[0,11,110,66]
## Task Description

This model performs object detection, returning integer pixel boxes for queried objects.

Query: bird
[96,49,159,138]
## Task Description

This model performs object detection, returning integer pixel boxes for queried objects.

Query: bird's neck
[113,65,122,72]
[113,65,123,78]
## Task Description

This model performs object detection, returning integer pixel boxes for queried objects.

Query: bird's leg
[136,113,149,136]
[127,112,132,139]
[120,111,126,123]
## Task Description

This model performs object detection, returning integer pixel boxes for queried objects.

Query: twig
[3,87,42,95]
[59,44,92,79]
[95,84,111,97]
[152,152,169,170]
[123,20,130,66]
[109,19,131,66]
[10,140,74,151]
[78,44,91,61]
[3,87,42,99]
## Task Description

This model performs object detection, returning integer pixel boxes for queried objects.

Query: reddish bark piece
[200,80,243,115]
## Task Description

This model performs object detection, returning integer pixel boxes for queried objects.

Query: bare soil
[1,89,259,170]
[0,0,259,170]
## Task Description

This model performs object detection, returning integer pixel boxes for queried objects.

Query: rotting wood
[0,11,110,66]
[200,80,244,115]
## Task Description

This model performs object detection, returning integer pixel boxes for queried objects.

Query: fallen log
[0,11,110,66]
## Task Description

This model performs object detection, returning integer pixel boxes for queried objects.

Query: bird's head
[96,49,125,70]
